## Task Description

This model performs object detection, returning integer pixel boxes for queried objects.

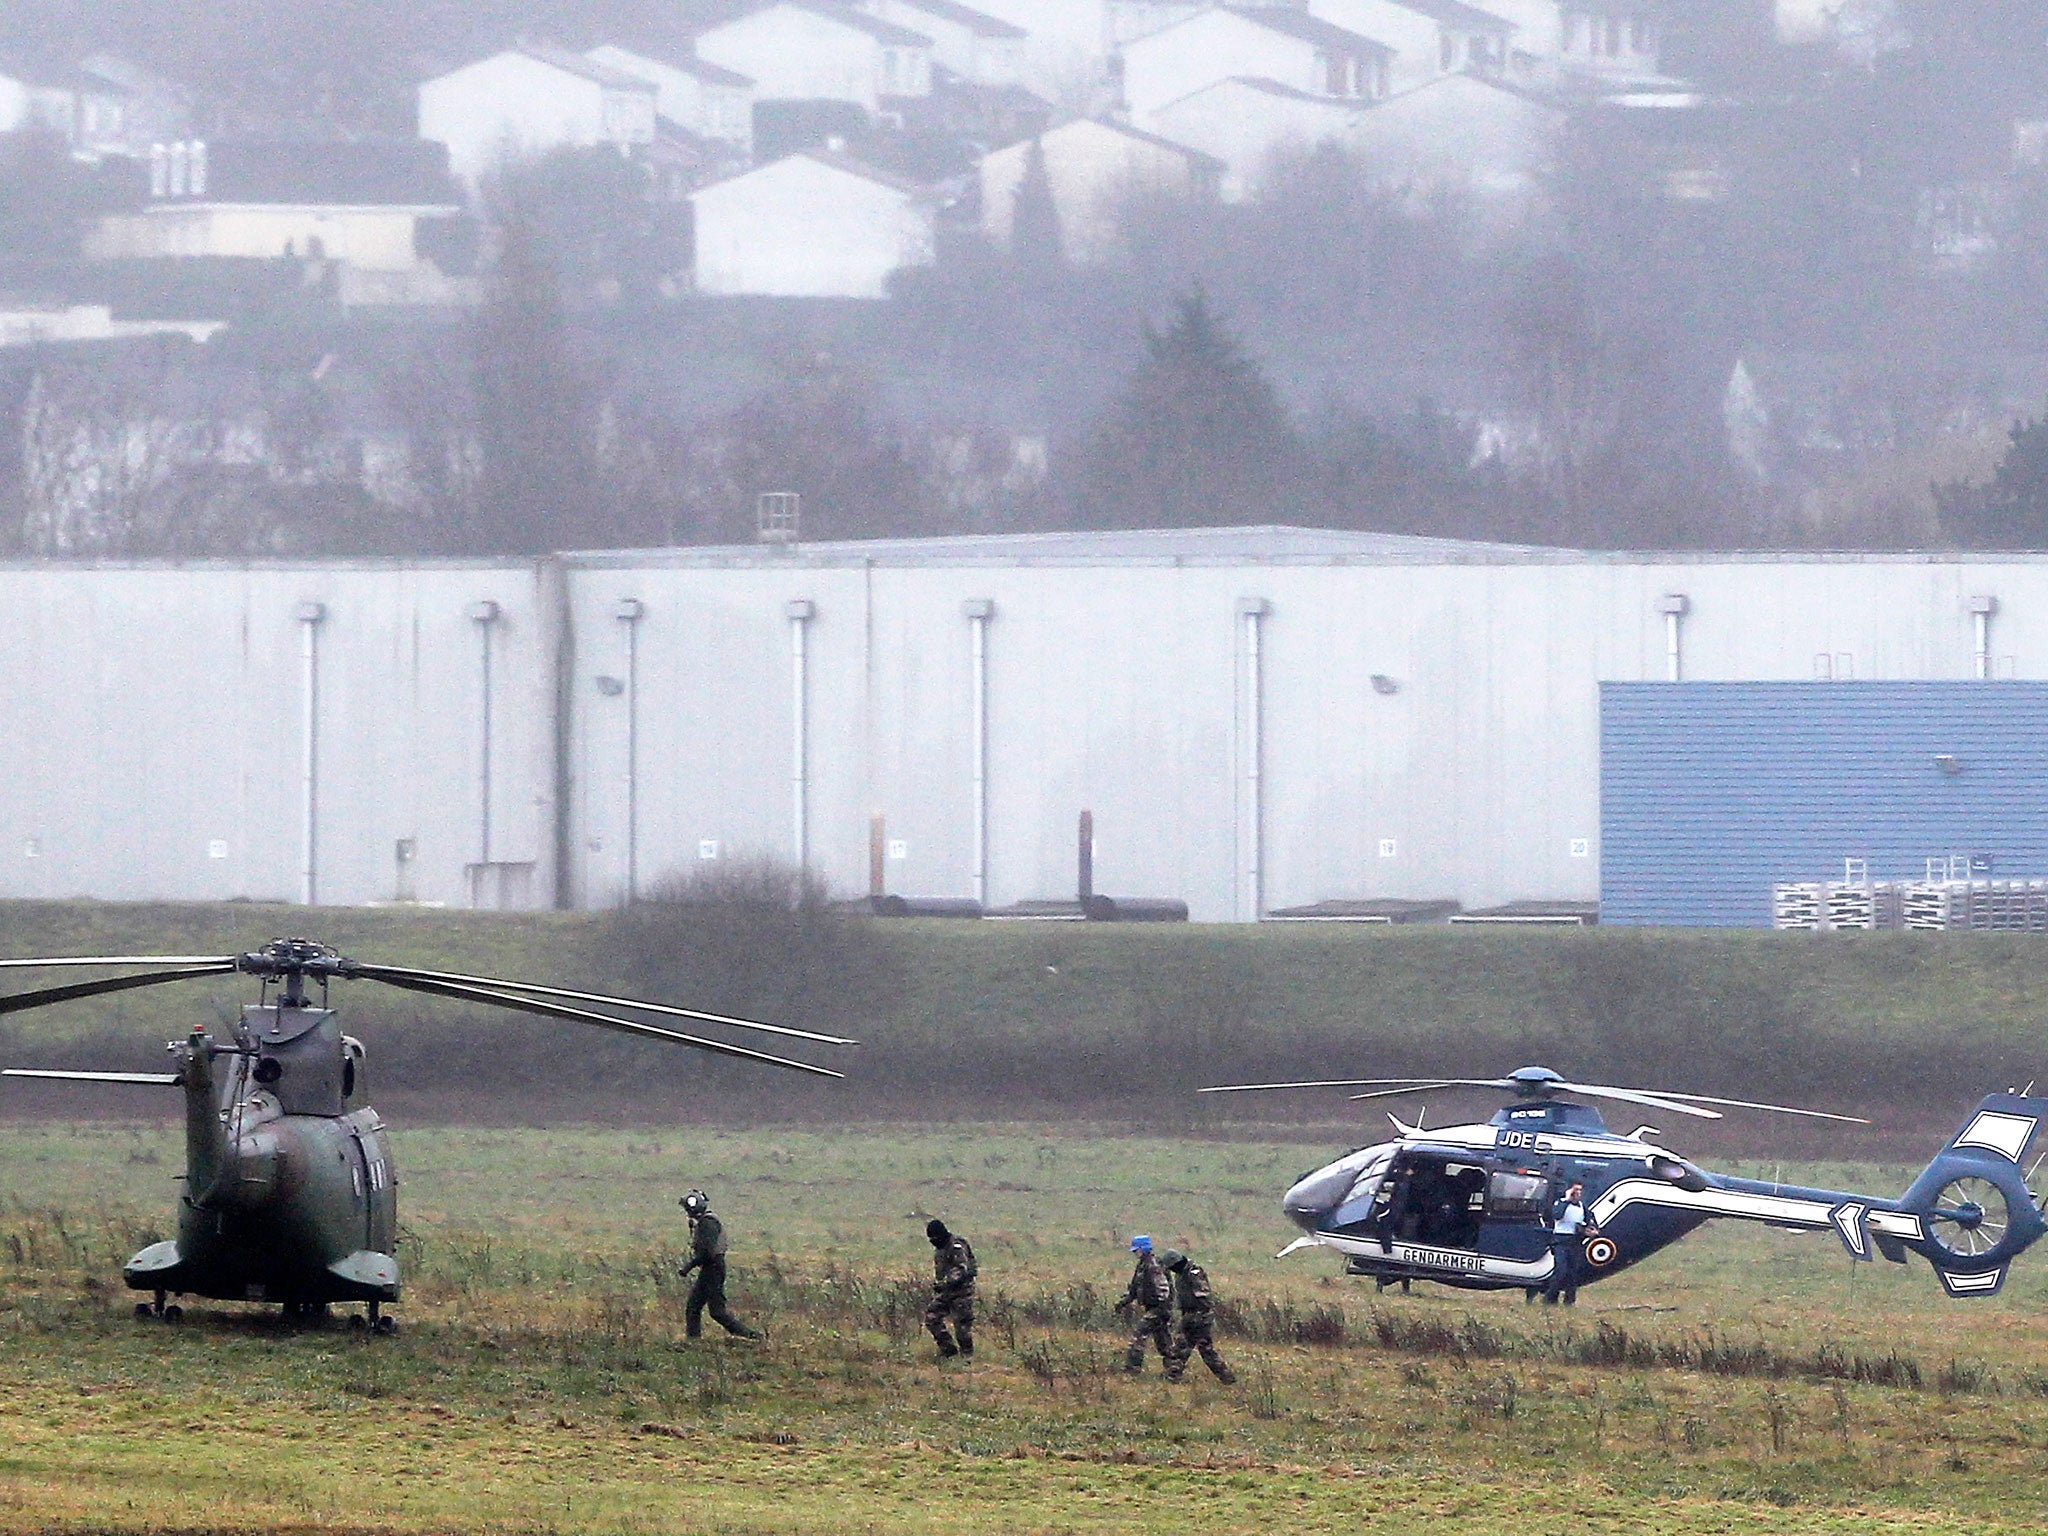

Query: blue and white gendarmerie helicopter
[1202,1067,2048,1300]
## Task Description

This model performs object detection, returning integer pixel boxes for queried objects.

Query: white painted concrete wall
[0,562,554,909]
[585,46,753,149]
[981,119,1209,262]
[691,154,934,298]
[969,0,1114,107]
[419,51,654,183]
[1148,79,1366,201]
[1119,10,1332,120]
[8,546,2048,919]
[83,205,438,269]
[694,5,927,113]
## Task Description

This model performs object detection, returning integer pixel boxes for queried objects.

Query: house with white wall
[585,44,754,152]
[965,0,1114,108]
[1351,70,1563,209]
[981,117,1220,262]
[1119,8,1391,122]
[692,2,936,116]
[857,0,1028,87]
[1556,1,1661,81]
[418,45,657,183]
[0,54,137,160]
[690,148,936,298]
[1147,76,1369,200]
[1307,0,1517,92]
[83,137,469,305]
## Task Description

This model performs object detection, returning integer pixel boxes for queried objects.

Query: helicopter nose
[1282,1164,1352,1230]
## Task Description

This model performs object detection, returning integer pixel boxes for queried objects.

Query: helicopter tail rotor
[1895,1091,2048,1296]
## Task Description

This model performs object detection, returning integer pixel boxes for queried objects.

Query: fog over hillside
[3,0,2047,555]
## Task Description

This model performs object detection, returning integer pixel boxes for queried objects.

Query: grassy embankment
[2,899,2048,1144]
[6,1121,2048,1533]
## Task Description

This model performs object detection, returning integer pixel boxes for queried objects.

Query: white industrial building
[0,527,2039,921]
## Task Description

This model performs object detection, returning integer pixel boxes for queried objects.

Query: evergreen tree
[1072,293,1305,529]
[1009,136,1062,271]
[470,218,597,554]
[1940,417,2048,548]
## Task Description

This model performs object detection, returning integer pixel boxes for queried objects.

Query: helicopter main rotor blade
[1343,1082,1498,1103]
[365,972,845,1079]
[1540,1082,1722,1119]
[348,962,855,1047]
[1598,1087,1870,1125]
[3,1069,182,1085]
[0,954,237,969]
[1200,1077,1511,1095]
[0,962,239,1016]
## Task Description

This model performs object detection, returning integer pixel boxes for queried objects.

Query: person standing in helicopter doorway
[678,1190,763,1339]
[1543,1180,1592,1306]
[1160,1249,1235,1383]
[1116,1234,1174,1373]
[924,1218,977,1358]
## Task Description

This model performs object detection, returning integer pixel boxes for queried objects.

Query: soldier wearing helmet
[1115,1235,1174,1373]
[924,1218,977,1359]
[677,1189,762,1339]
[1160,1249,1235,1383]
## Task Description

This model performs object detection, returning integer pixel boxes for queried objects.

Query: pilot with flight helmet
[678,1189,763,1339]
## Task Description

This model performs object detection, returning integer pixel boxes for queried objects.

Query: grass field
[7,1120,2048,1533]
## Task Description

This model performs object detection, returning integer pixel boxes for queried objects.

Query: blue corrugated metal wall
[1601,682,2048,926]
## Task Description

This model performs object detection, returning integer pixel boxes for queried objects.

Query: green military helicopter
[0,937,851,1331]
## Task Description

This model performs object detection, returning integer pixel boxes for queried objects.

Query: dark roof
[0,50,131,94]
[891,0,1027,40]
[160,138,460,207]
[586,44,755,88]
[1386,0,1516,32]
[1034,116,1226,172]
[514,43,657,89]
[702,2,934,46]
[1236,9,1396,58]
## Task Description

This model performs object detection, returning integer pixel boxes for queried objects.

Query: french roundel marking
[1583,1236,1618,1267]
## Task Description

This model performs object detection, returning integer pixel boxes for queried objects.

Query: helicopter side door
[1381,1154,1489,1251]
[1475,1164,1554,1263]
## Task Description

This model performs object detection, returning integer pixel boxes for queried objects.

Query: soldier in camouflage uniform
[1161,1249,1235,1383]
[924,1218,976,1358]
[678,1189,762,1340]
[1116,1234,1173,1373]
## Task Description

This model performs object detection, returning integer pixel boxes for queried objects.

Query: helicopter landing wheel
[366,1302,397,1335]
[134,1301,156,1319]
[162,1304,183,1323]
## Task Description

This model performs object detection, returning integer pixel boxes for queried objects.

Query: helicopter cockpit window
[1343,1147,1394,1208]
[1485,1169,1549,1221]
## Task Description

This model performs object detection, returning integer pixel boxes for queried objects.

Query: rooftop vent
[757,491,800,545]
